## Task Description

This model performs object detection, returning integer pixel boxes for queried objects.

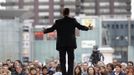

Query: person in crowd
[74,65,82,75]
[36,66,42,75]
[1,63,11,75]
[99,66,108,75]
[33,60,39,67]
[0,66,2,75]
[43,7,92,75]
[87,66,96,75]
[1,58,134,75]
[106,63,114,75]
[8,62,14,73]
[47,61,55,75]
[10,60,23,75]
[121,62,127,73]
[111,64,126,75]
[127,61,134,67]
[53,64,62,75]
[112,59,118,67]
[6,59,12,67]
[13,64,27,75]
[125,66,134,75]
[81,62,88,75]
[94,65,100,75]
[90,46,104,66]
[48,61,56,74]
[14,60,23,67]
[42,66,49,75]
[97,61,105,67]
[24,67,30,75]
[29,67,37,75]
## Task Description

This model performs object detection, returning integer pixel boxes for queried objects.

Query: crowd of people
[74,60,134,75]
[0,59,134,75]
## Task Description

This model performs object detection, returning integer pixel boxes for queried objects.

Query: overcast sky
[0,0,134,19]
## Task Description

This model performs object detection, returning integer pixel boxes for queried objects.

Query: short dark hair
[115,64,122,68]
[107,63,114,70]
[63,8,70,16]
[128,61,134,66]
[30,67,36,72]
[42,66,48,71]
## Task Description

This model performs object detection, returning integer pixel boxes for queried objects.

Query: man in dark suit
[43,8,92,75]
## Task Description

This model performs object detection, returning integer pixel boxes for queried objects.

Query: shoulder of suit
[56,17,76,22]
[69,17,76,20]
[56,18,63,21]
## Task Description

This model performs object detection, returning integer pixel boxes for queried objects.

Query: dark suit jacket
[111,71,126,75]
[43,16,89,50]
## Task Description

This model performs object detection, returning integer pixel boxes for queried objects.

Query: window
[100,9,110,13]
[131,36,134,40]
[24,6,33,10]
[38,0,49,2]
[54,0,60,2]
[83,2,95,7]
[107,24,110,28]
[39,5,49,9]
[114,2,127,6]
[102,24,107,28]
[39,12,49,16]
[114,9,127,13]
[116,24,119,29]
[24,0,32,2]
[100,2,109,7]
[54,5,60,9]
[84,9,95,13]
[131,24,134,29]
[54,12,60,16]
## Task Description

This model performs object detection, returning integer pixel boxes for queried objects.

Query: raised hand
[88,24,93,30]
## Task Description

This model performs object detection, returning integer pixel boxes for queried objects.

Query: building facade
[2,0,76,25]
[102,19,134,62]
[80,0,131,16]
[0,20,22,61]
[1,0,131,25]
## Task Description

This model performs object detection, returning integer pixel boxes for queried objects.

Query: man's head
[63,8,70,16]
[114,64,122,73]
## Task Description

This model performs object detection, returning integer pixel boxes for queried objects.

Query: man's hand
[88,24,93,30]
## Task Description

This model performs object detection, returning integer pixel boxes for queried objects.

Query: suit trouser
[59,48,74,75]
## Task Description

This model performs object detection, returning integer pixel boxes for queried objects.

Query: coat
[43,16,89,50]
[111,71,126,75]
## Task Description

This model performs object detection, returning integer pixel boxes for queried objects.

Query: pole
[128,15,134,62]
[128,15,131,46]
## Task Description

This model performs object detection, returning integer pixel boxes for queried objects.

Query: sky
[0,0,134,19]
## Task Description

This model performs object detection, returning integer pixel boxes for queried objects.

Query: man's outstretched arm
[43,21,57,33]
[74,18,93,31]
